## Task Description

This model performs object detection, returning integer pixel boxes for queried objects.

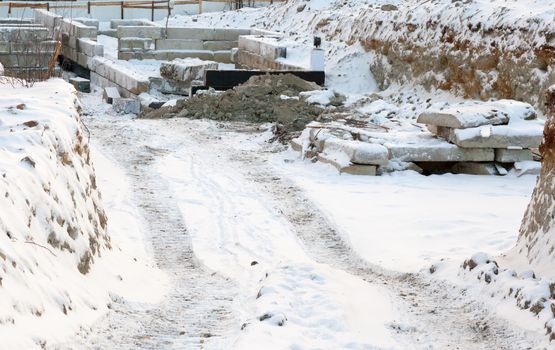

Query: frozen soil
[64,93,545,349]
[139,74,343,142]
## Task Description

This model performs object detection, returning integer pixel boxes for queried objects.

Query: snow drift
[0,79,110,348]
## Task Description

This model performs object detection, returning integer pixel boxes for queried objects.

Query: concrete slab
[495,148,533,163]
[448,124,544,148]
[155,39,204,50]
[451,162,501,175]
[155,50,215,61]
[317,154,377,175]
[77,38,104,57]
[323,138,389,165]
[387,143,494,162]
[213,50,232,63]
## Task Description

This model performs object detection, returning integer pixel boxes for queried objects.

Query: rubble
[139,74,328,141]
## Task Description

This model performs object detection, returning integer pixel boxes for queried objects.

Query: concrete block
[447,124,544,148]
[0,42,9,53]
[155,50,215,61]
[387,143,494,162]
[213,50,232,63]
[61,19,97,39]
[0,27,49,42]
[495,148,533,163]
[317,154,377,175]
[113,97,140,114]
[310,49,325,71]
[90,72,135,98]
[61,33,77,49]
[117,26,164,39]
[156,78,193,95]
[160,58,218,83]
[77,38,104,57]
[69,77,90,93]
[77,52,91,68]
[74,18,99,29]
[89,57,150,95]
[202,40,238,51]
[238,35,287,60]
[155,39,204,50]
[250,28,284,37]
[119,37,153,50]
[110,19,155,29]
[231,47,239,63]
[451,162,501,176]
[103,86,121,104]
[418,109,509,129]
[117,50,156,60]
[99,29,117,38]
[323,138,389,165]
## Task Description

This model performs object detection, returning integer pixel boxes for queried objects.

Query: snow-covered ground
[0,79,165,349]
[272,153,537,272]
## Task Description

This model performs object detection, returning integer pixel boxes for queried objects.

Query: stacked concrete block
[69,77,91,92]
[115,25,248,63]
[89,56,150,96]
[237,35,307,71]
[417,99,543,174]
[0,19,56,74]
[158,58,217,95]
[34,9,102,70]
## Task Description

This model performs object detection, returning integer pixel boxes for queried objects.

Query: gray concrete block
[77,38,104,57]
[202,40,238,51]
[117,50,156,60]
[155,39,204,50]
[62,33,78,49]
[117,26,164,39]
[317,154,377,175]
[0,27,49,42]
[155,50,215,61]
[387,143,494,162]
[113,97,140,114]
[119,37,153,50]
[110,19,155,29]
[418,110,509,129]
[495,148,534,162]
[323,138,389,165]
[448,124,543,149]
[160,58,218,82]
[103,86,121,104]
[69,77,91,92]
[213,50,232,63]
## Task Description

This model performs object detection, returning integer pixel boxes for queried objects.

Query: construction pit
[0,8,542,177]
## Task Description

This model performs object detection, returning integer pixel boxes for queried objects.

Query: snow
[0,80,166,349]
[156,131,400,349]
[273,151,537,272]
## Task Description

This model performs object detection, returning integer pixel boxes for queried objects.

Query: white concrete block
[77,38,104,57]
[117,26,164,39]
[155,39,204,50]
[387,143,494,162]
[102,86,120,104]
[495,148,534,163]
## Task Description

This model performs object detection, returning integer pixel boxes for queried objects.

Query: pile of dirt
[139,74,340,142]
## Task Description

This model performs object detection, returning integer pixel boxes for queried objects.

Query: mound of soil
[139,74,331,142]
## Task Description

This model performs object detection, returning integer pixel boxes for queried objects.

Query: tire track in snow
[56,102,237,350]
[181,122,543,350]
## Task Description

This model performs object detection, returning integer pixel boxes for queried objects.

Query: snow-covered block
[203,40,237,51]
[74,17,99,29]
[387,142,494,162]
[317,154,377,175]
[448,122,544,148]
[238,35,287,60]
[323,138,389,165]
[495,148,533,163]
[89,57,150,94]
[117,26,164,39]
[103,86,121,104]
[113,97,140,114]
[69,77,90,92]
[77,38,104,57]
[418,100,537,129]
[159,58,218,83]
